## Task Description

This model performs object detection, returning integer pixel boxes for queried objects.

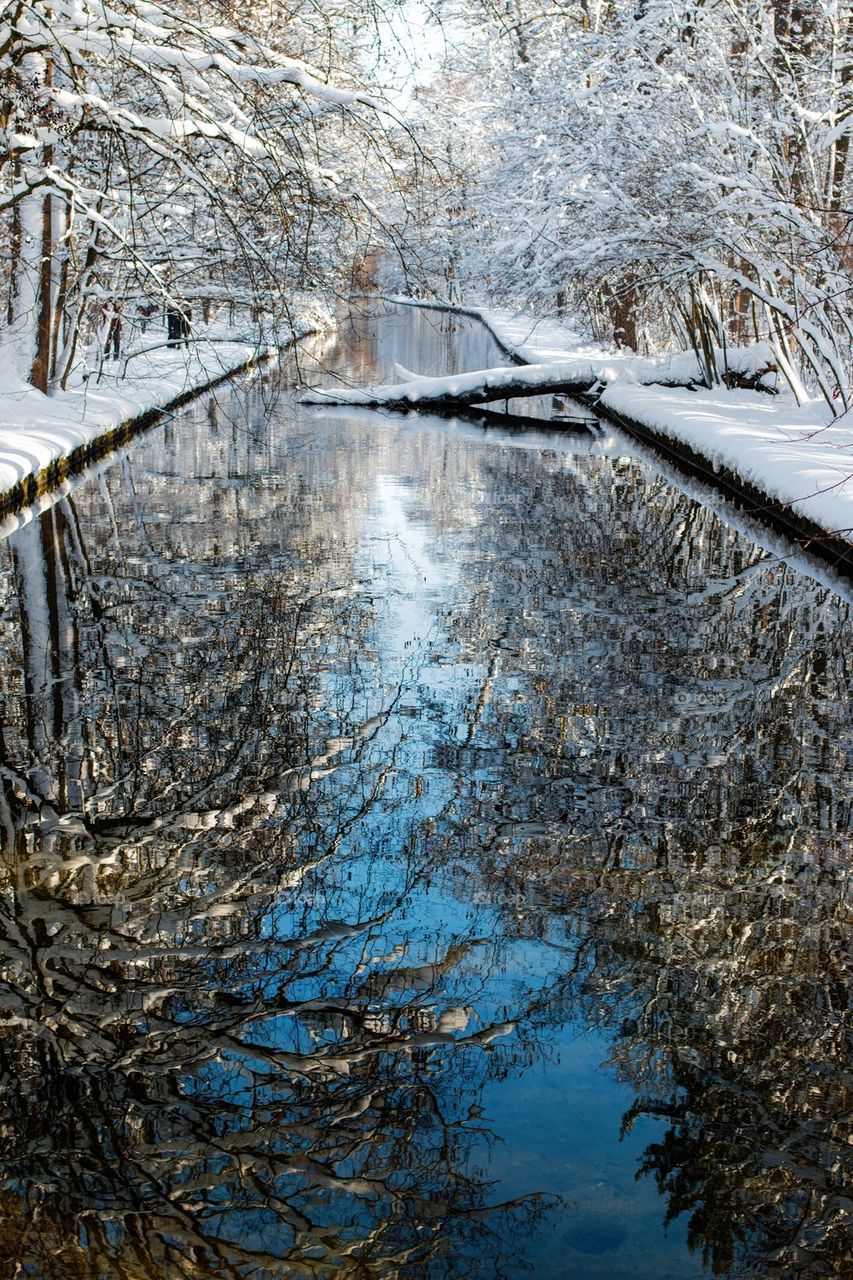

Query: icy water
[0,304,849,1279]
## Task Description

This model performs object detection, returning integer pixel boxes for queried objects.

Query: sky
[370,1,451,105]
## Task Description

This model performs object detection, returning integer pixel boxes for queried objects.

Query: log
[298,340,779,414]
[296,352,730,413]
[298,358,617,411]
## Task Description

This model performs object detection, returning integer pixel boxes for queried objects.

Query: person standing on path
[102,300,123,360]
[167,303,192,347]
[167,305,181,346]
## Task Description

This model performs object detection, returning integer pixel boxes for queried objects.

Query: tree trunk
[6,160,21,327]
[773,0,820,206]
[30,183,53,393]
[609,275,637,351]
[827,14,852,212]
[54,213,102,391]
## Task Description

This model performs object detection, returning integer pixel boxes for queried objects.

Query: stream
[0,302,849,1279]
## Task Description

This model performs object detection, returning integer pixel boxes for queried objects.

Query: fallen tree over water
[298,347,778,413]
[301,362,597,410]
[298,328,852,580]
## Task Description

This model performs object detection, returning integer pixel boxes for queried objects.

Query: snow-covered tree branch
[0,0,414,392]
[406,0,853,412]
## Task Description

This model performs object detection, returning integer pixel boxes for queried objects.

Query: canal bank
[0,300,333,521]
[379,296,853,578]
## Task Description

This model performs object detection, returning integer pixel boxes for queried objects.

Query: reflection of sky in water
[258,462,702,1274]
[365,472,455,660]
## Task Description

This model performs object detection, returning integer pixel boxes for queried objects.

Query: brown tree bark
[29,185,53,393]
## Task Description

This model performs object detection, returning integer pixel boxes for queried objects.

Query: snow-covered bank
[598,383,852,542]
[0,303,332,515]
[388,298,853,552]
[488,311,853,547]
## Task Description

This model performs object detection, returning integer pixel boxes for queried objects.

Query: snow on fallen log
[298,345,778,411]
[298,359,601,409]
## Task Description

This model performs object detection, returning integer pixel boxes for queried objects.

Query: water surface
[0,304,849,1279]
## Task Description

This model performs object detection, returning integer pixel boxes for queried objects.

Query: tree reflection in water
[0,495,552,1277]
[0,316,849,1279]
[442,447,851,1279]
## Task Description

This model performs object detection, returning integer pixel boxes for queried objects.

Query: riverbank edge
[384,295,853,579]
[0,328,318,525]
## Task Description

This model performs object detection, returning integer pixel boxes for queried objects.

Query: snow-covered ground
[384,299,852,546]
[0,302,331,505]
[476,307,853,545]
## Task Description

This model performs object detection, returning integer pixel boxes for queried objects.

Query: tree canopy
[400,0,853,410]
[0,0,411,389]
[2,0,852,407]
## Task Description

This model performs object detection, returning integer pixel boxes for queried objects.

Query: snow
[300,356,633,405]
[407,301,853,546]
[0,302,331,503]
[480,308,852,544]
[299,334,763,406]
[599,383,853,541]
